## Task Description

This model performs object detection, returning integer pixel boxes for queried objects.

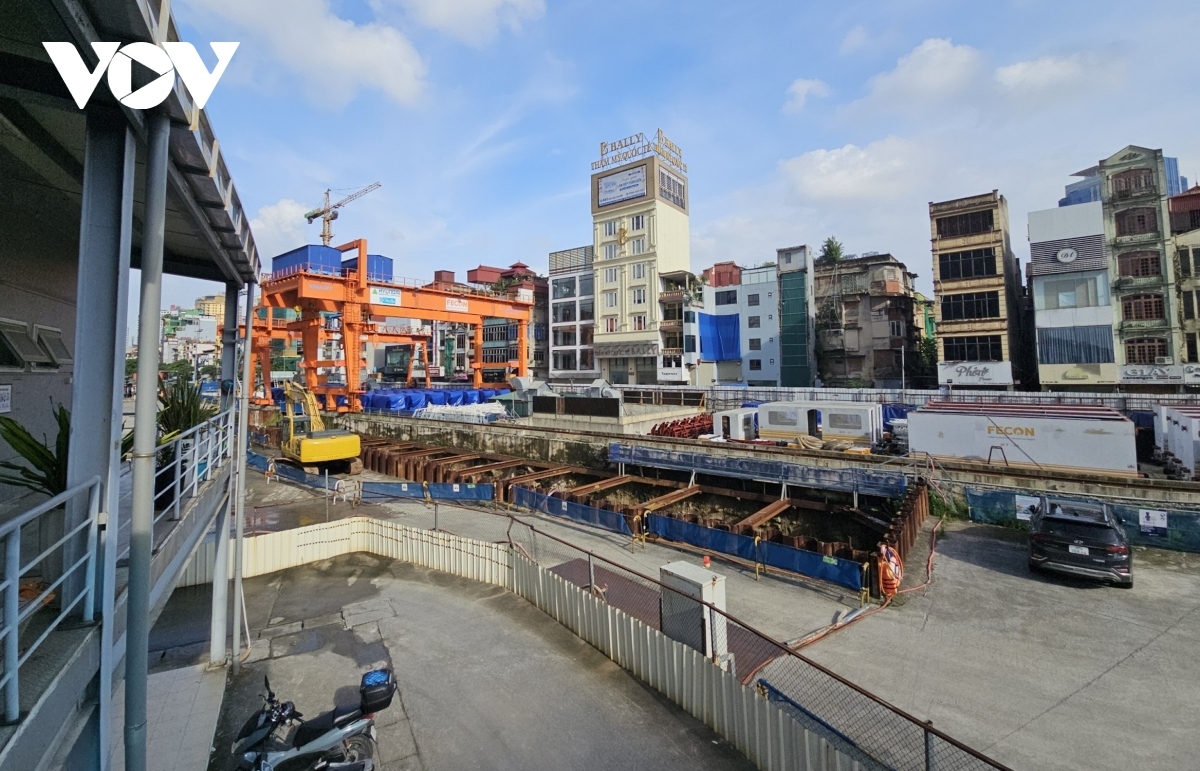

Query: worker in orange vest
[878,542,904,597]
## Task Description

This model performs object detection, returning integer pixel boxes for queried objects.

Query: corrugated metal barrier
[609,444,908,499]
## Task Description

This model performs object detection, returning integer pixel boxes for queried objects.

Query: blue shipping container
[272,245,343,277]
[342,254,393,283]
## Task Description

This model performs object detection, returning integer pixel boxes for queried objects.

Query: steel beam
[734,500,792,531]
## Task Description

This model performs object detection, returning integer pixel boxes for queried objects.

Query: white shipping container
[1163,408,1200,477]
[713,408,757,440]
[908,410,1138,475]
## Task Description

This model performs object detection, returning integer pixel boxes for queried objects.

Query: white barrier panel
[177,519,856,771]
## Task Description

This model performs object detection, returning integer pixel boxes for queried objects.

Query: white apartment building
[548,245,600,383]
[589,136,692,385]
[1028,202,1116,389]
[701,264,781,386]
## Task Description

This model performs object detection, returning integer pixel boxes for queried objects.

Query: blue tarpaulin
[698,312,742,361]
[512,487,632,535]
[646,515,863,591]
[881,404,917,431]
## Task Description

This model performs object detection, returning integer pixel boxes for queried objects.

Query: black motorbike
[231,668,397,771]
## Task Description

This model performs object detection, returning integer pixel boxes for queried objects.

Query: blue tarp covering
[609,443,907,498]
[406,392,427,409]
[446,390,464,406]
[646,515,863,591]
[481,389,497,400]
[881,404,917,432]
[464,390,481,405]
[248,452,494,501]
[698,312,742,361]
[425,389,448,406]
[361,481,425,500]
[512,487,632,535]
[428,482,494,500]
[1128,410,1155,429]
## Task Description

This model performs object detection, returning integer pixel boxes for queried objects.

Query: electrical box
[659,561,731,672]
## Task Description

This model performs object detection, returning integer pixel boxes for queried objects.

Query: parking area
[801,520,1200,771]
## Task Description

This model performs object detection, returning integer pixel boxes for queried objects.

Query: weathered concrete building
[812,253,917,389]
[930,191,1023,389]
[1169,185,1200,381]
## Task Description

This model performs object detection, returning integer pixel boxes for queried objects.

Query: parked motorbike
[231,668,397,771]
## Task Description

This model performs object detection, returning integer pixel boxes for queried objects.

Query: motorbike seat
[292,703,363,748]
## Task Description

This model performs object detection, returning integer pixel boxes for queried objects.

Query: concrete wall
[523,404,700,435]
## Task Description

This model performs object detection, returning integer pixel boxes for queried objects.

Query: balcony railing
[1,477,102,722]
[659,290,688,303]
[1113,185,1157,201]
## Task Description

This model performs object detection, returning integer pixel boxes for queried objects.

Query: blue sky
[157,0,1200,310]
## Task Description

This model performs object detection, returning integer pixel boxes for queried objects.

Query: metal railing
[0,476,101,723]
[116,409,236,559]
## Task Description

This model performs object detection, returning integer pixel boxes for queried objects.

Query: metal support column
[231,283,255,674]
[124,112,171,771]
[65,108,136,769]
[209,285,240,666]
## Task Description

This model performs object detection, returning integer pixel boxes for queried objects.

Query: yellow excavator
[281,380,363,474]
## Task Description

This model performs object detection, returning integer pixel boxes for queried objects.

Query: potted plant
[154,376,216,511]
[0,402,70,498]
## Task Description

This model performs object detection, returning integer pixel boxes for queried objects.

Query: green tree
[125,357,138,377]
[199,364,221,379]
[159,360,193,380]
[819,236,844,262]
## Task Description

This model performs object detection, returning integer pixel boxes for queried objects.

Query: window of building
[684,310,696,323]
[603,220,618,237]
[1118,250,1161,277]
[1122,293,1165,320]
[603,291,617,308]
[603,317,618,333]
[631,262,646,280]
[747,294,760,306]
[551,277,576,299]
[1115,207,1159,237]
[1189,333,1198,363]
[936,209,994,238]
[749,359,762,370]
[748,316,761,328]
[580,326,594,345]
[1112,168,1154,195]
[552,302,577,323]
[631,288,646,305]
[889,320,904,338]
[632,314,647,331]
[553,351,577,371]
[1179,249,1192,278]
[553,327,577,347]
[482,324,506,342]
[1036,326,1115,364]
[1125,337,1168,365]
[1186,293,1196,320]
[604,267,617,283]
[579,298,594,321]
[630,214,645,230]
[1038,273,1108,310]
[715,290,737,305]
[684,335,696,353]
[943,335,1003,362]
[604,243,618,260]
[630,238,646,255]
[938,248,997,280]
[578,273,594,296]
[940,291,1000,321]
[579,349,594,369]
[749,338,762,350]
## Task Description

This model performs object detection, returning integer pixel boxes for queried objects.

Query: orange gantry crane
[252,238,534,411]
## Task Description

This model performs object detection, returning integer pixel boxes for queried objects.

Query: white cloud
[183,0,425,107]
[782,78,830,114]
[780,137,925,201]
[994,53,1116,108]
[250,199,312,260]
[839,26,868,55]
[398,0,545,45]
[862,38,986,110]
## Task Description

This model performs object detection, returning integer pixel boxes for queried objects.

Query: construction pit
[351,436,903,568]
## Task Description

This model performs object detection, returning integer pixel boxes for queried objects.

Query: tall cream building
[589,130,696,385]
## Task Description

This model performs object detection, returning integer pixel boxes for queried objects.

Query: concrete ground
[799,520,1200,771]
[204,553,755,771]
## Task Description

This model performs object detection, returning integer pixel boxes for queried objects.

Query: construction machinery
[253,237,535,411]
[304,183,381,246]
[280,380,363,474]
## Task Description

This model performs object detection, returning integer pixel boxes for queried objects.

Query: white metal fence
[0,476,101,723]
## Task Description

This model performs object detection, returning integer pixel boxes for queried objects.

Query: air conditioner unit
[1156,356,1174,365]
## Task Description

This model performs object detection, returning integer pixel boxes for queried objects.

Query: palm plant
[156,376,217,465]
[0,402,71,497]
